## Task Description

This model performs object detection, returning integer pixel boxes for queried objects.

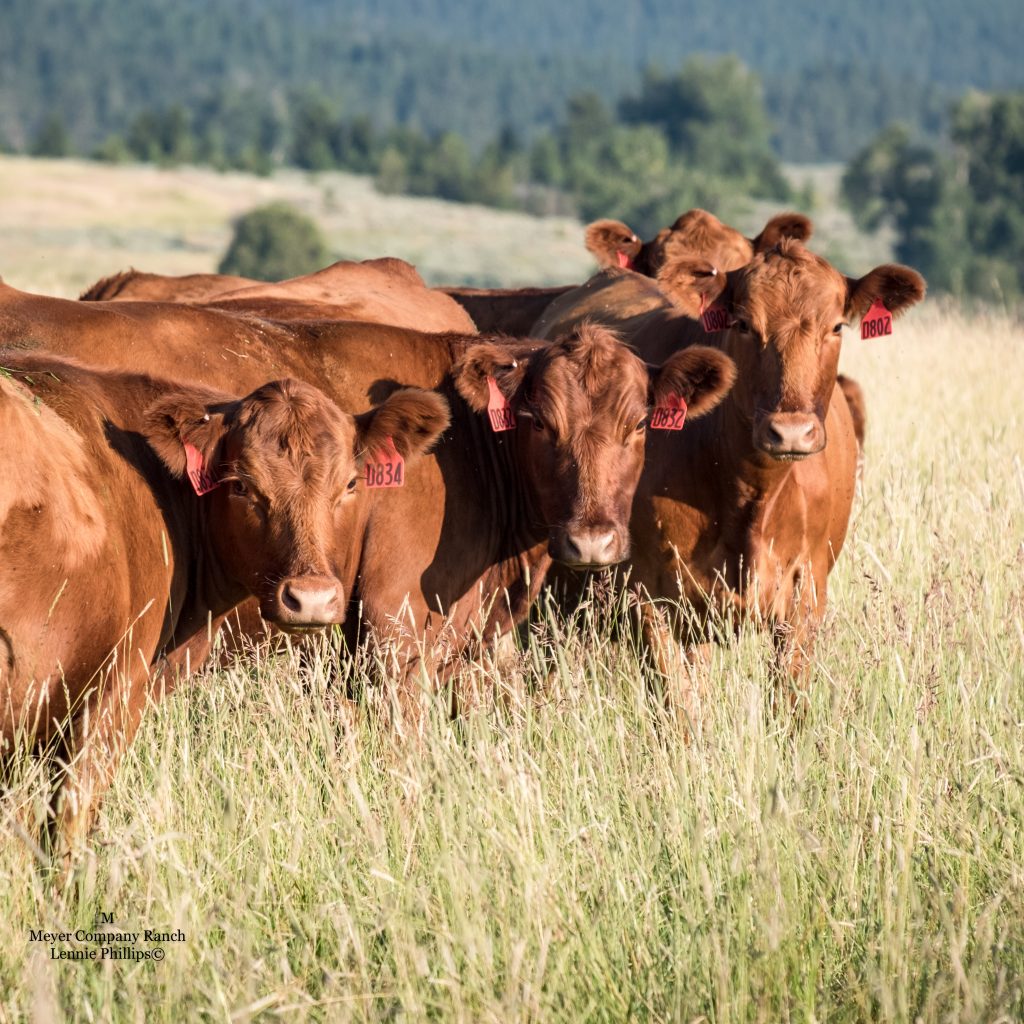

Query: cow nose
[273,576,342,629]
[757,413,824,458]
[557,528,622,568]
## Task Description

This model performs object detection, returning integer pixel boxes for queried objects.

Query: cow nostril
[281,583,303,613]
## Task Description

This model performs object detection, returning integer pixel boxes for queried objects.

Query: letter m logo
[97,912,113,924]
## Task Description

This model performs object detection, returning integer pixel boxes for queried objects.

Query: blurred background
[1,0,1022,300]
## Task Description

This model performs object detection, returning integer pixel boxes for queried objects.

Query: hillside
[0,156,891,299]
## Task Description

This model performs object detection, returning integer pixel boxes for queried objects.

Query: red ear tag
[699,291,732,333]
[860,298,893,339]
[486,375,516,432]
[365,436,405,489]
[183,442,220,496]
[616,250,633,269]
[650,393,688,431]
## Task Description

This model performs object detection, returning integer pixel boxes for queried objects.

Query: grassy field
[1,161,1023,1021]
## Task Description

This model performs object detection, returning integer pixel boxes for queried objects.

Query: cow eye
[734,318,751,334]
[833,323,845,334]
[634,419,647,434]
[231,479,249,498]
[346,476,358,493]
[532,416,546,433]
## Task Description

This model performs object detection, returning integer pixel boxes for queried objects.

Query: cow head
[585,209,813,306]
[454,325,736,568]
[144,379,449,629]
[686,240,925,460]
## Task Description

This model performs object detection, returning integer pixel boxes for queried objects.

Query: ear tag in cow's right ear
[486,375,516,432]
[699,291,732,333]
[650,393,688,431]
[365,436,405,489]
[860,298,893,339]
[183,442,220,496]
[617,250,633,269]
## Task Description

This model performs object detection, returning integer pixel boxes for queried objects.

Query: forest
[3,0,1024,299]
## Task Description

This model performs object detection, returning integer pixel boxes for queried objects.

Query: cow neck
[164,492,248,650]
[448,382,550,591]
[706,374,798,544]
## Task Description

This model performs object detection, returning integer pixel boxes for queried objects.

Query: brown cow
[539,240,924,714]
[0,284,735,726]
[583,209,813,316]
[0,351,447,857]
[81,257,477,333]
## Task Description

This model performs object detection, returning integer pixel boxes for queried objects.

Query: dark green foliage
[0,0,1020,163]
[843,93,1024,301]
[218,203,329,282]
[29,114,72,157]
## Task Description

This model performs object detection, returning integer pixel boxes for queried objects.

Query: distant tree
[30,113,71,157]
[218,202,328,281]
[843,94,1024,301]
[619,56,789,199]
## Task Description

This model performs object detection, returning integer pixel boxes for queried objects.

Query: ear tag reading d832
[365,436,405,489]
[650,393,688,431]
[183,442,220,496]
[486,376,516,432]
[860,299,893,339]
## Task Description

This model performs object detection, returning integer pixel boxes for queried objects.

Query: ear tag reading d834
[183,442,220,496]
[650,393,688,431]
[860,299,893,339]
[365,436,405,489]
[486,376,516,432]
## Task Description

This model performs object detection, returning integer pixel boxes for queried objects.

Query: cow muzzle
[753,412,825,460]
[550,526,627,570]
[268,575,344,631]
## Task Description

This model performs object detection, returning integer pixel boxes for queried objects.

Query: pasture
[1,160,1022,1022]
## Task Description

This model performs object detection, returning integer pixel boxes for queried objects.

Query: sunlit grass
[1,305,1022,1021]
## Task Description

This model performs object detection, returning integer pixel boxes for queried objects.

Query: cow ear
[143,388,232,479]
[356,387,450,461]
[650,346,737,419]
[845,264,926,321]
[752,213,813,252]
[584,219,641,269]
[453,341,533,412]
[656,256,730,315]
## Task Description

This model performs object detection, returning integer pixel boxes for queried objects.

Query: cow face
[144,380,448,630]
[690,241,925,460]
[454,325,735,569]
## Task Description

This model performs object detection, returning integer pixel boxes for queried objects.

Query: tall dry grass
[1,301,1022,1020]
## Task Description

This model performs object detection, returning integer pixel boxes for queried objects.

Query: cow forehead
[527,332,648,438]
[230,382,356,487]
[738,247,846,335]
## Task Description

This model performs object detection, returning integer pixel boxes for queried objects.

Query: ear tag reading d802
[860,298,893,339]
[183,442,220,496]
[650,393,688,431]
[699,292,732,333]
[486,376,516,432]
[365,436,405,489]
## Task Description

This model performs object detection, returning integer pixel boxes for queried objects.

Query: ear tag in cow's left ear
[860,298,893,339]
[486,375,516,432]
[650,393,688,431]
[699,290,732,333]
[183,442,220,496]
[617,250,633,269]
[365,436,405,489]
